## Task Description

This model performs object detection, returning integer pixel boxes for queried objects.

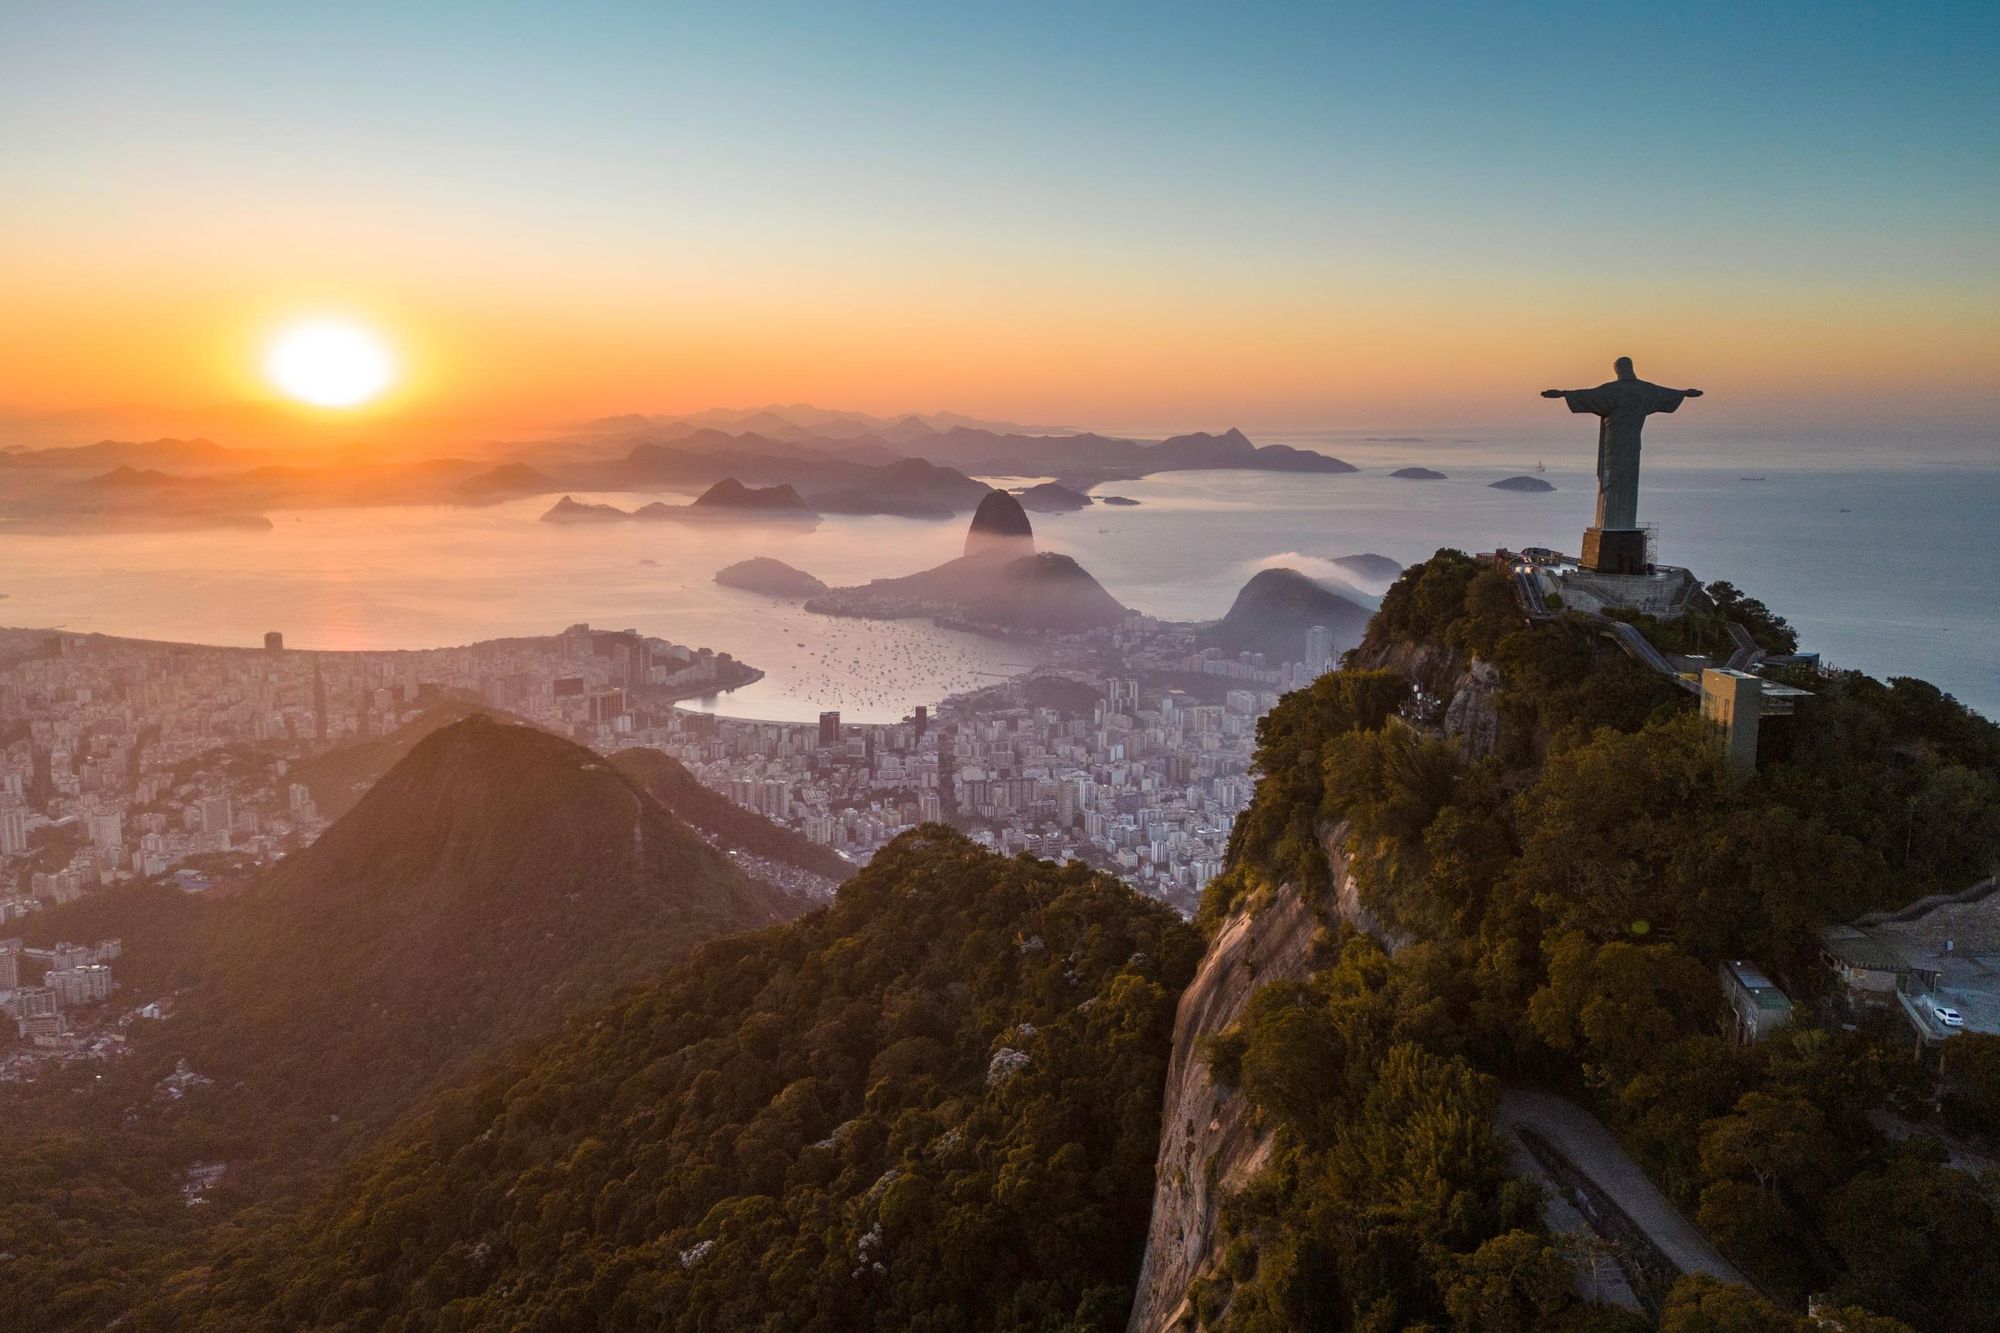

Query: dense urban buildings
[0,607,1336,945]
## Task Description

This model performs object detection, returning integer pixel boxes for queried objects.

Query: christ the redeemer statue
[1542,356,1702,573]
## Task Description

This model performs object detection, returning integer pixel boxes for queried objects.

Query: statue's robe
[1560,377,1688,530]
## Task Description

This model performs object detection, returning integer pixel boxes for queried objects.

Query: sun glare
[265,318,396,408]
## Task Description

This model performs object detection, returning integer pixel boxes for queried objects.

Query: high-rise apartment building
[1305,624,1335,672]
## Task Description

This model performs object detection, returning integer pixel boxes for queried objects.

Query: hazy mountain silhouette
[811,492,1125,632]
[1201,567,1372,662]
[164,716,789,1137]
[965,487,1036,557]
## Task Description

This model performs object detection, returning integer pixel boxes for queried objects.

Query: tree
[1529,932,1715,1090]
[1659,1274,1801,1333]
[1941,1031,2000,1142]
[1506,715,1725,942]
[1442,1229,1574,1332]
[1826,1145,2000,1330]
[1698,1091,1835,1201]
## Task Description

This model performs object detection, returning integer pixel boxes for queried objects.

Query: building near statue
[1701,668,1810,786]
[1822,881,2000,1045]
[1720,959,1794,1044]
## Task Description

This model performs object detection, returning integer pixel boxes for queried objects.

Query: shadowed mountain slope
[611,746,852,880]
[160,827,1201,1331]
[169,716,790,1134]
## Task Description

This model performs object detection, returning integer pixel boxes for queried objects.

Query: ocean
[1,450,1993,722]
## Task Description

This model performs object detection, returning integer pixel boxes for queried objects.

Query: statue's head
[1613,356,1636,380]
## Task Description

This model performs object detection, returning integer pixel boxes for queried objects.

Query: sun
[264,318,396,408]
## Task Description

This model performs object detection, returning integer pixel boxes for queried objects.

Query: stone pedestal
[1581,527,1648,575]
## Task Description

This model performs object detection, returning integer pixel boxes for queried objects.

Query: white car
[1935,1006,1965,1028]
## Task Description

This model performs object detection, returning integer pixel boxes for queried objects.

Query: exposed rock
[964,488,1035,558]
[1128,877,1323,1332]
[1442,658,1502,758]
[1325,820,1412,954]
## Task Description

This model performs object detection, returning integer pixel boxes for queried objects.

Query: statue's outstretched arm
[1683,388,1704,398]
[1540,389,1568,399]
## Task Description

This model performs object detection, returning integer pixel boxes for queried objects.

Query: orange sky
[4,6,1996,447]
[6,235,1993,442]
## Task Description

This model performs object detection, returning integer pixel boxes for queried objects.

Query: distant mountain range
[573,403,1083,441]
[0,410,1362,533]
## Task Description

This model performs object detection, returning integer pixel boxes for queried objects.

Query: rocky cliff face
[1128,627,1510,1328]
[1441,657,1501,758]
[1348,635,1462,697]
[1127,872,1328,1331]
[1349,636,1501,760]
[964,487,1035,557]
[1128,816,1423,1331]
[1326,820,1412,955]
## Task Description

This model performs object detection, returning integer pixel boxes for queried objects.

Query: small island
[539,495,630,523]
[1099,495,1141,506]
[636,478,819,522]
[714,557,828,597]
[1331,552,1403,582]
[1489,474,1557,492]
[805,490,1126,634]
[1013,481,1093,513]
[1390,466,1447,481]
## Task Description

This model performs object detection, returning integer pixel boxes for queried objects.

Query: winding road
[1498,1088,1747,1288]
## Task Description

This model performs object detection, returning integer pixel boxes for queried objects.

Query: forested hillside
[7,560,1996,1332]
[170,715,788,1135]
[1176,552,2000,1331]
[151,827,1201,1330]
[0,715,789,1325]
[613,745,853,880]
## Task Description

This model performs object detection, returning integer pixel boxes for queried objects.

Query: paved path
[1498,1128,1643,1310]
[1513,569,1554,620]
[1498,1088,1748,1286]
[1724,621,1765,672]
[1597,621,1700,694]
